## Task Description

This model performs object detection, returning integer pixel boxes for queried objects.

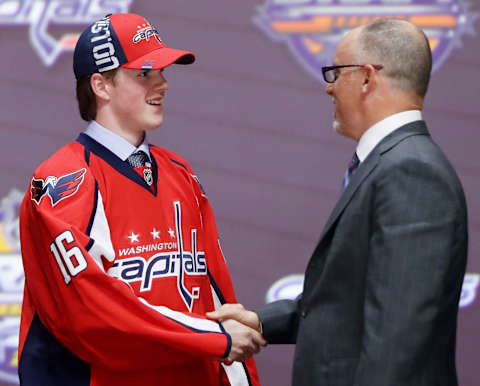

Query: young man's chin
[145,119,164,131]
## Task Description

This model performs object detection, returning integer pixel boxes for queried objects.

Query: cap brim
[122,47,195,71]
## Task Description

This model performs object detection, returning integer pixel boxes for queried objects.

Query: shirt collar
[84,121,151,162]
[356,110,422,162]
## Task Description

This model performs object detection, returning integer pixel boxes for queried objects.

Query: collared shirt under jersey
[84,120,152,162]
[356,110,423,163]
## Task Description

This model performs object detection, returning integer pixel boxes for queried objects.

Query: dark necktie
[127,150,149,168]
[342,152,360,191]
[127,150,153,186]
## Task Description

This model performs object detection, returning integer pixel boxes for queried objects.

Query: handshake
[206,304,267,365]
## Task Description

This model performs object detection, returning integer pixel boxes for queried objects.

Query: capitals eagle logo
[30,169,86,206]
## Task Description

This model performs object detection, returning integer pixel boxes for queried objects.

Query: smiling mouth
[147,100,163,106]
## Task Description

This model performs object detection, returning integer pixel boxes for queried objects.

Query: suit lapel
[319,120,429,239]
[321,151,379,235]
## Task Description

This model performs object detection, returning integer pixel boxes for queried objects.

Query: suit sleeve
[354,154,467,385]
[256,295,301,344]
[19,165,231,371]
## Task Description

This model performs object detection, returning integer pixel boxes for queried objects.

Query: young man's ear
[90,73,111,101]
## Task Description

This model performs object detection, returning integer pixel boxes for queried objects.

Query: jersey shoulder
[28,141,95,209]
[149,145,193,173]
[33,141,90,178]
[149,145,208,197]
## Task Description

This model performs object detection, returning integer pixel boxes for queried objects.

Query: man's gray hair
[355,19,432,97]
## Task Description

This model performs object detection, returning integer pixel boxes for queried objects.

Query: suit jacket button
[301,309,307,318]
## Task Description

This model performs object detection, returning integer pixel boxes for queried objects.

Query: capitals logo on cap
[133,23,163,45]
[73,13,195,79]
[254,0,478,82]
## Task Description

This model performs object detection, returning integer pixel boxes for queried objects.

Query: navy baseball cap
[73,13,195,79]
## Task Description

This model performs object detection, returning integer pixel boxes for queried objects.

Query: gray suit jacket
[257,121,468,386]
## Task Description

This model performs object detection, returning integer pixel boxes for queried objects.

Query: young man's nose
[153,71,169,91]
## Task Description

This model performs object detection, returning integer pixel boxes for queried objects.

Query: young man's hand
[207,304,266,364]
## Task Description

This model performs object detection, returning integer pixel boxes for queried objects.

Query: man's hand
[220,319,266,365]
[207,304,262,332]
[207,304,266,364]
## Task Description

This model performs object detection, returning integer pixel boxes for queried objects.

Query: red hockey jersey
[19,134,259,386]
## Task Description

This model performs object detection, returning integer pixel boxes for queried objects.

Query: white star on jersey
[128,232,139,243]
[151,228,160,239]
[168,228,175,238]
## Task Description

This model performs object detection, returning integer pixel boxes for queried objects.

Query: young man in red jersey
[19,13,263,386]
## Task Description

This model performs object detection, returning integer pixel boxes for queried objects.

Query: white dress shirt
[84,121,151,162]
[356,110,423,163]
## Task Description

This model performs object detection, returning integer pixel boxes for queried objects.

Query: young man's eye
[138,71,149,78]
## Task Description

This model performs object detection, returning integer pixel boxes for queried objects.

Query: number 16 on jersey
[50,230,88,284]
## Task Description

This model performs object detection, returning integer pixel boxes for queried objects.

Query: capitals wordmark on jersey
[109,201,206,312]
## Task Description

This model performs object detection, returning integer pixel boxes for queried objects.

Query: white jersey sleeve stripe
[210,285,250,386]
[221,362,250,386]
[138,297,224,334]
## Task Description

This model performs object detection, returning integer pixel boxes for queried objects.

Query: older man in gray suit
[208,18,468,386]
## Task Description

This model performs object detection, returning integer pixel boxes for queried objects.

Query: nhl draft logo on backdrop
[0,189,24,384]
[265,273,480,308]
[31,169,86,206]
[254,0,476,82]
[0,0,133,66]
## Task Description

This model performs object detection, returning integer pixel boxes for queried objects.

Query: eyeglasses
[321,64,383,83]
